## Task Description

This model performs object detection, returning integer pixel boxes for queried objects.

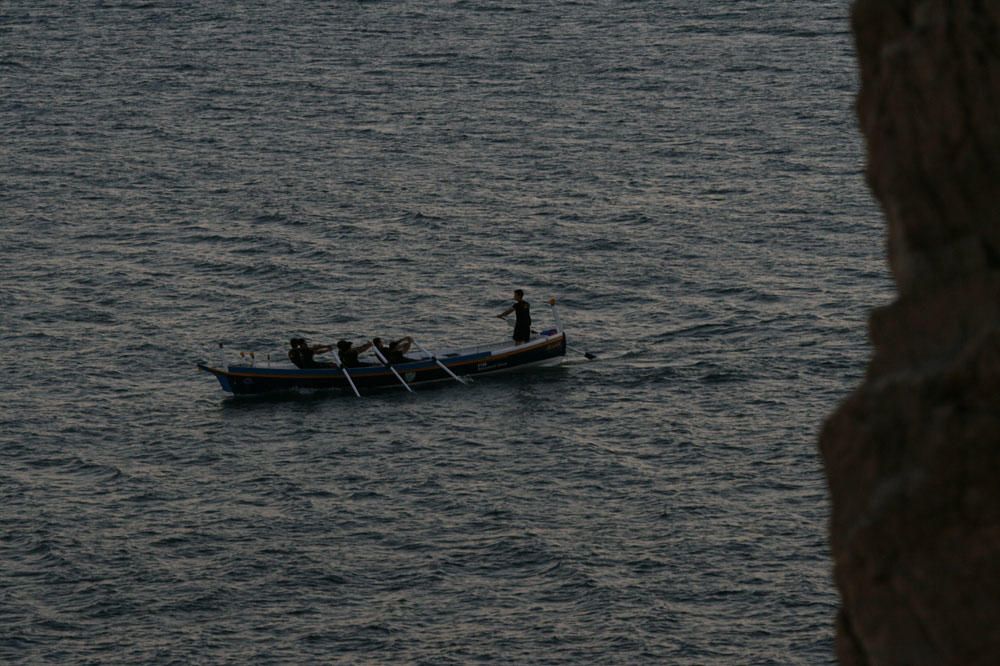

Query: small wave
[699,370,748,384]
[350,490,384,501]
[395,211,445,229]
[252,212,289,224]
[22,456,122,482]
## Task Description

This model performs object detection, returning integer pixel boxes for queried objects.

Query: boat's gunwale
[198,330,566,382]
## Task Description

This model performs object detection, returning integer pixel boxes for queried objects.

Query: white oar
[567,343,596,360]
[504,317,595,360]
[327,349,361,398]
[410,338,469,385]
[370,343,415,393]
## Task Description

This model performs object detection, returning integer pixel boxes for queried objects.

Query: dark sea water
[2,1,892,663]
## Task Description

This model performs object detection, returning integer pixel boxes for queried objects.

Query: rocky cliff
[820,1,1000,663]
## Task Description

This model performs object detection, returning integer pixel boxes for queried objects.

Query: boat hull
[198,332,567,396]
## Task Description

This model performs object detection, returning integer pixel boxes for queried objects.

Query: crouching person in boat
[288,338,337,369]
[336,339,374,368]
[373,336,415,364]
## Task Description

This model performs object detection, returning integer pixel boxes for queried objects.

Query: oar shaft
[411,339,469,385]
[332,356,361,397]
[303,337,361,396]
[319,345,361,397]
[371,344,415,393]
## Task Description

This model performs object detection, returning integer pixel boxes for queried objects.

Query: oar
[546,298,597,360]
[568,343,597,361]
[410,338,469,385]
[325,347,361,398]
[502,312,597,360]
[370,343,415,393]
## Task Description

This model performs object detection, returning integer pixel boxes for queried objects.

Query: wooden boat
[197,327,568,397]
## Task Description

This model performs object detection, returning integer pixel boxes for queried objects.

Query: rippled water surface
[2,1,891,663]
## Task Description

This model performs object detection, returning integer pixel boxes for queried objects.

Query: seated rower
[373,336,414,365]
[372,337,392,363]
[288,337,336,369]
[387,336,414,364]
[336,339,374,368]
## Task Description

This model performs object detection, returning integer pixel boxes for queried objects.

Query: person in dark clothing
[336,339,373,368]
[288,338,336,368]
[497,289,531,343]
[388,336,414,363]
[374,336,415,364]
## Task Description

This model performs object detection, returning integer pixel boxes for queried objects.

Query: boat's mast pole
[548,297,563,331]
[547,297,596,360]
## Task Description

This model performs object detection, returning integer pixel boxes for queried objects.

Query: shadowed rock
[820,1,1000,663]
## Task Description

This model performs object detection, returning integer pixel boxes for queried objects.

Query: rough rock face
[820,1,1000,664]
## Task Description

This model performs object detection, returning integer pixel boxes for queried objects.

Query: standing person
[336,339,373,368]
[497,289,531,344]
